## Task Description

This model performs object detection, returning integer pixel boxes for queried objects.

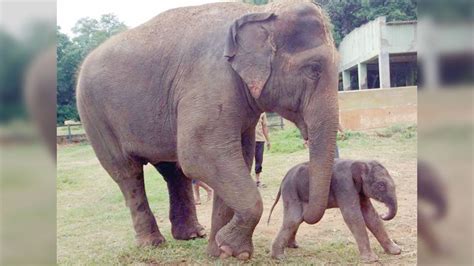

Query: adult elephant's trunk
[381,197,398,221]
[302,94,339,225]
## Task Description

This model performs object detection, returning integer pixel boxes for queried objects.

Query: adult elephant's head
[225,1,339,224]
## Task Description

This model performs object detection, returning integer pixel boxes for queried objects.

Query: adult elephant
[76,0,339,260]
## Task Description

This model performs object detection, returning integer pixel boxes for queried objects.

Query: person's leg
[192,180,201,205]
[199,181,213,202]
[254,141,264,187]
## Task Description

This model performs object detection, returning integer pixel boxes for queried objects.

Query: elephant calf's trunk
[380,199,397,221]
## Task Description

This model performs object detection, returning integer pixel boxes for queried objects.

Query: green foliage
[376,123,417,139]
[269,127,306,153]
[338,130,367,140]
[0,31,27,122]
[56,14,127,124]
[269,127,372,154]
[315,0,417,46]
[0,19,55,122]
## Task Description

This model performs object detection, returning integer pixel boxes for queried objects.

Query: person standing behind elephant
[192,179,213,205]
[255,112,271,188]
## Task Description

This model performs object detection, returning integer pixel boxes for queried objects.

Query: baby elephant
[268,159,401,262]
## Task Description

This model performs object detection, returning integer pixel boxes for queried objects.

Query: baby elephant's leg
[287,223,300,248]
[271,201,303,260]
[360,197,401,255]
[337,193,379,263]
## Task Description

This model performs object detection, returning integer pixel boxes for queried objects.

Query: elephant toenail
[237,252,250,260]
[220,245,233,256]
[219,252,231,259]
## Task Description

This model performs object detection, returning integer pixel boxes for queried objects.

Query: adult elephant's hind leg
[154,162,206,240]
[115,165,166,246]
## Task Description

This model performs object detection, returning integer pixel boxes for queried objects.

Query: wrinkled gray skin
[417,160,447,253]
[76,1,338,260]
[268,159,401,262]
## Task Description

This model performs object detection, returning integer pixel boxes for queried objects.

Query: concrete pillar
[378,52,391,88]
[423,53,439,90]
[358,63,368,89]
[342,70,351,91]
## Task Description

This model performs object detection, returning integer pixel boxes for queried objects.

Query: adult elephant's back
[76,2,251,165]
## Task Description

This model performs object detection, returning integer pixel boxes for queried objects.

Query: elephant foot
[384,242,401,255]
[360,252,379,263]
[273,253,286,260]
[271,243,286,260]
[171,221,206,240]
[206,240,221,257]
[215,223,253,260]
[287,240,299,248]
[137,231,166,247]
[271,249,286,260]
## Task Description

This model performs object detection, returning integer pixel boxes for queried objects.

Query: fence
[56,113,286,144]
[56,124,87,144]
[266,112,285,129]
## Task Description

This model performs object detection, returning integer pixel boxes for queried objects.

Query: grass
[375,123,417,139]
[57,126,417,265]
[268,127,305,153]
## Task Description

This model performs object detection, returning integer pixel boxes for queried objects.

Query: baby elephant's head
[351,160,397,221]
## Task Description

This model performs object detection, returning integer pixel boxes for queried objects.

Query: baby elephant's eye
[304,62,322,80]
[374,182,386,192]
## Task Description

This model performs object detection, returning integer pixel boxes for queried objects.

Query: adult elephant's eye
[304,63,322,80]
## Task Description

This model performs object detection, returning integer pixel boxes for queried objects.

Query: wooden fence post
[67,125,72,143]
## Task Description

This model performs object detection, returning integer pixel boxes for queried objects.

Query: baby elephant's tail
[267,184,282,225]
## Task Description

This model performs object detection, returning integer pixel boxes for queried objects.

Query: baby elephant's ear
[351,161,368,188]
[224,12,276,99]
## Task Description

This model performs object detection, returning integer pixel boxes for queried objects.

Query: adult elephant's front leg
[207,194,233,257]
[207,128,255,257]
[154,162,206,240]
[180,141,263,260]
[214,170,263,260]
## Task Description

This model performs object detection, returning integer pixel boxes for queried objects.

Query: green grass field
[57,125,417,264]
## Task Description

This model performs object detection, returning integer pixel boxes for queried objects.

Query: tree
[316,0,417,46]
[57,27,82,124]
[0,31,28,122]
[56,14,127,124]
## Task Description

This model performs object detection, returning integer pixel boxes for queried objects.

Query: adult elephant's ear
[224,12,276,99]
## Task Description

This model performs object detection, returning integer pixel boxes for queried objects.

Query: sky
[57,0,227,36]
[0,0,56,39]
